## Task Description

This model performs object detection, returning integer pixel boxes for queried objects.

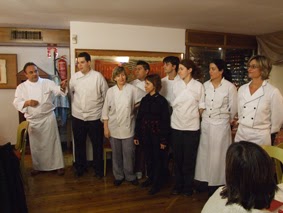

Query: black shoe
[75,170,84,177]
[148,187,160,195]
[131,179,139,186]
[94,173,103,179]
[171,188,182,195]
[113,179,124,186]
[183,191,193,197]
[141,179,153,188]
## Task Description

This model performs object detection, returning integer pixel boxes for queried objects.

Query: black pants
[134,144,145,174]
[143,133,167,189]
[72,116,104,176]
[172,129,200,193]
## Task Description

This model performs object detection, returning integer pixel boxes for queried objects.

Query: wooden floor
[24,152,208,213]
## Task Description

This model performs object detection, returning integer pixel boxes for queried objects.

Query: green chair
[262,145,283,184]
[15,121,29,186]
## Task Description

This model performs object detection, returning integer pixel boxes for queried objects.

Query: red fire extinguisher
[57,57,67,80]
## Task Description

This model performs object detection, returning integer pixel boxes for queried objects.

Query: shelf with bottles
[189,46,223,82]
[188,46,255,87]
[226,49,254,88]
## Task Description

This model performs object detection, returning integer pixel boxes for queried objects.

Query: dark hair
[145,74,162,92]
[163,56,180,72]
[247,55,272,80]
[112,66,127,82]
[23,62,36,73]
[136,60,150,72]
[78,52,91,62]
[221,141,277,210]
[210,59,232,82]
[179,59,203,80]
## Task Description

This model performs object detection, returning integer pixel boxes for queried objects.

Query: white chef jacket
[130,79,146,91]
[235,80,283,145]
[171,78,205,131]
[13,78,66,170]
[69,70,108,121]
[160,75,180,106]
[13,77,67,119]
[102,83,146,139]
[202,78,238,123]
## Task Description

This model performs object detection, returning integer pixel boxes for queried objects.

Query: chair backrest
[262,145,283,184]
[277,143,283,149]
[15,121,29,155]
[275,143,283,184]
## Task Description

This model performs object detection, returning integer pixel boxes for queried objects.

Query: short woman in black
[134,74,170,195]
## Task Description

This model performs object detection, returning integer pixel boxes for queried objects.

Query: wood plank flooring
[24,152,208,213]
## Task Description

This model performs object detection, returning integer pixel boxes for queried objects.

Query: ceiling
[1,0,283,35]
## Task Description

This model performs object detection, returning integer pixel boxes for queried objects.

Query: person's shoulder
[161,76,168,81]
[41,77,52,82]
[222,79,237,89]
[70,71,82,80]
[130,79,139,85]
[158,94,169,104]
[203,80,210,86]
[39,78,53,85]
[238,82,249,92]
[16,80,27,89]
[192,79,204,87]
[265,80,277,91]
[91,70,104,77]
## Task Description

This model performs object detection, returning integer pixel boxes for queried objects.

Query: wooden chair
[103,138,112,176]
[262,145,283,184]
[275,143,283,184]
[15,121,29,186]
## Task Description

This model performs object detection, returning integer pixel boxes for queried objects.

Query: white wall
[70,21,186,74]
[0,46,69,145]
[269,65,283,94]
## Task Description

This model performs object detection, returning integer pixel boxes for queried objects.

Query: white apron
[28,112,64,171]
[195,79,237,185]
[195,118,232,185]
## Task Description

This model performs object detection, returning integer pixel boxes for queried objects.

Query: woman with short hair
[102,66,145,186]
[235,55,283,145]
[134,74,170,195]
[202,141,282,213]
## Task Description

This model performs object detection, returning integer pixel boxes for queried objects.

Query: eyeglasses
[247,64,259,69]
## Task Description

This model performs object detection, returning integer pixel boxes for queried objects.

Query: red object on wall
[58,58,67,80]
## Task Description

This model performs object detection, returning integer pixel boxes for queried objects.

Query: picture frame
[75,49,182,85]
[0,54,17,89]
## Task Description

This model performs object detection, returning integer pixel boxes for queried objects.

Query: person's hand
[60,79,68,91]
[104,127,110,139]
[134,139,140,145]
[160,144,166,150]
[25,99,39,107]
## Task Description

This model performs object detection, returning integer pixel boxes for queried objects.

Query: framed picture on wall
[0,54,17,89]
[75,49,182,86]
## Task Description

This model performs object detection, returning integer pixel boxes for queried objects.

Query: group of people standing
[13,52,283,198]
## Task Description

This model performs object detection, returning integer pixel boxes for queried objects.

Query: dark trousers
[172,129,200,193]
[134,145,145,174]
[144,133,167,189]
[72,116,104,176]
